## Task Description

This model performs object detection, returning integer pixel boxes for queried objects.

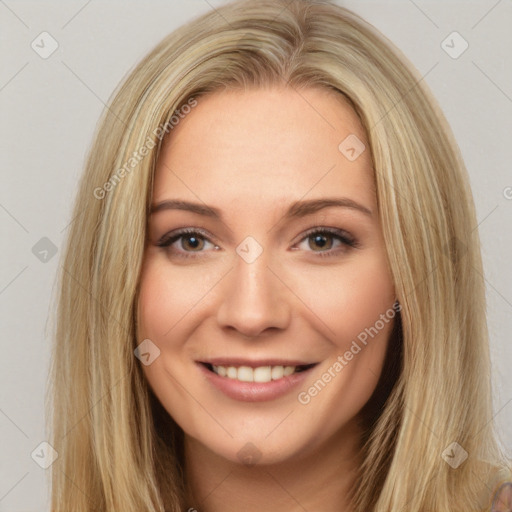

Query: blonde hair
[46,0,511,510]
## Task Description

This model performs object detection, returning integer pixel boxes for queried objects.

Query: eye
[156,228,218,259]
[156,226,359,260]
[293,227,358,258]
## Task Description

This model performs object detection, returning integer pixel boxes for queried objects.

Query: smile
[205,363,316,383]
[197,360,319,402]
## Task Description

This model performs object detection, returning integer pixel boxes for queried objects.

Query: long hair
[46,0,510,510]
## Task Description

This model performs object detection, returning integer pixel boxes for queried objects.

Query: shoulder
[488,467,512,512]
[474,464,512,511]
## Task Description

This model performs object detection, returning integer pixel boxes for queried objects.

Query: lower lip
[197,363,317,402]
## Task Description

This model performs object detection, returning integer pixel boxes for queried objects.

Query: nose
[215,249,291,339]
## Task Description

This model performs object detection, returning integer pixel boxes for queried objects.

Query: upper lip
[198,358,318,368]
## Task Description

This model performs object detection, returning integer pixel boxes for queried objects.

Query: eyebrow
[151,197,373,219]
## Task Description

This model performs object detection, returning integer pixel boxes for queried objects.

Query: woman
[47,0,511,510]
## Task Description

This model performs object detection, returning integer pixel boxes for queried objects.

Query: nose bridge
[216,238,290,337]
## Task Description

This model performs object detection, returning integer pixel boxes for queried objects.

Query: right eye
[157,228,219,259]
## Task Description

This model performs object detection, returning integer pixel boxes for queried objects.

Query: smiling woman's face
[137,86,396,466]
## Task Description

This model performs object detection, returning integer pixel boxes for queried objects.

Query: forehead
[153,86,375,215]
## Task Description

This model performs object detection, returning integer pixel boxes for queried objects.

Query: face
[137,86,397,466]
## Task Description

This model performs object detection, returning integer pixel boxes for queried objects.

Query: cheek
[292,258,396,432]
[136,258,214,341]
[291,253,395,348]
[135,260,197,403]
[136,257,225,400]
[136,260,204,428]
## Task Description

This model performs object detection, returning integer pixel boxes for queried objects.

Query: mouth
[200,362,317,383]
[197,359,319,402]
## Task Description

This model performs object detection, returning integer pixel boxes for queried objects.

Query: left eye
[156,227,357,259]
[294,228,357,256]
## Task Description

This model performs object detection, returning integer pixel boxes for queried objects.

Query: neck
[183,419,362,512]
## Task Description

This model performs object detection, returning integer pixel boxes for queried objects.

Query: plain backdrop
[1,1,511,510]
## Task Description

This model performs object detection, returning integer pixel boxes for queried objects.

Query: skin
[492,482,512,511]
[137,86,397,512]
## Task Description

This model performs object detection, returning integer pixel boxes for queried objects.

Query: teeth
[283,366,295,376]
[253,366,271,383]
[271,366,284,380]
[238,366,254,382]
[211,364,299,382]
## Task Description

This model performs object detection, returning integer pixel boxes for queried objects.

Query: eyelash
[156,227,359,260]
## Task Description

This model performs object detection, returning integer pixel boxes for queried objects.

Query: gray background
[1,1,511,510]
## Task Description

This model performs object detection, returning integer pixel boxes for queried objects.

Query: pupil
[311,234,331,250]
[184,236,201,250]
